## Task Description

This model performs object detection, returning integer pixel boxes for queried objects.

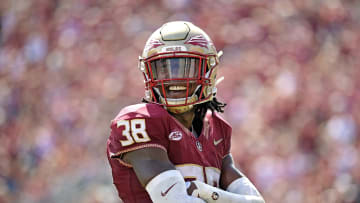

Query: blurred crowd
[1,0,359,202]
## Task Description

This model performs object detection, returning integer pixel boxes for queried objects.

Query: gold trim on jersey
[176,163,203,168]
[183,176,197,179]
[110,144,167,168]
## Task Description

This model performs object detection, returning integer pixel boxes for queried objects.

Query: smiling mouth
[168,86,187,91]
[163,85,190,99]
[156,83,197,99]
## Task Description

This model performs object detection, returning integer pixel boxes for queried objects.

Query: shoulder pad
[114,103,168,121]
[211,111,232,130]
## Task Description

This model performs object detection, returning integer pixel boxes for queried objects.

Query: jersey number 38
[116,119,151,146]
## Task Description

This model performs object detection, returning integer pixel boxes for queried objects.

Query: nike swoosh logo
[214,138,223,146]
[161,182,177,197]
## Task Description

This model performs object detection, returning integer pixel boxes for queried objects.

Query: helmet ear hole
[208,56,217,68]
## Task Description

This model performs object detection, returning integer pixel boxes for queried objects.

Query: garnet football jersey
[106,103,232,203]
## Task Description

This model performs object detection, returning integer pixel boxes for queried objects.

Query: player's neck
[169,109,195,130]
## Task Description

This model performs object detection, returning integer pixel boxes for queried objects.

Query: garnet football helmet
[139,21,222,114]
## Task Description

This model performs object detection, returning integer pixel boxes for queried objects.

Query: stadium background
[1,0,359,202]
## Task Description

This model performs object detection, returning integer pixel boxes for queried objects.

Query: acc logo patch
[169,131,183,141]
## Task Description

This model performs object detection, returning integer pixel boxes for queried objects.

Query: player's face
[150,57,204,99]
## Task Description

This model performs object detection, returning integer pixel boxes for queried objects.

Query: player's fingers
[189,196,207,203]
[186,181,198,196]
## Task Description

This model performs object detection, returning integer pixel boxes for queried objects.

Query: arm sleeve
[145,170,206,203]
[190,180,265,203]
[227,177,263,197]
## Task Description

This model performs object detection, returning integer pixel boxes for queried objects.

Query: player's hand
[187,180,265,203]
[187,181,214,202]
[186,181,198,196]
[186,182,207,202]
[186,181,218,203]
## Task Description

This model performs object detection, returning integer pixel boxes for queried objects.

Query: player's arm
[187,154,265,203]
[221,154,263,197]
[122,147,205,203]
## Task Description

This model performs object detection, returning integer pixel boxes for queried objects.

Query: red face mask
[143,52,215,107]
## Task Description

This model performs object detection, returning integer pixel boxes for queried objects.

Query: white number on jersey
[116,119,150,146]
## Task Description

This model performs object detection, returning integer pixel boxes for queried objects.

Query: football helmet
[139,21,222,114]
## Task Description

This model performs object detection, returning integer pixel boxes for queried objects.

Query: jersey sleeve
[222,124,232,157]
[107,112,169,167]
[213,111,232,158]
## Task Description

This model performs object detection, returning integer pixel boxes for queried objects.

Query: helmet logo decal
[144,39,165,51]
[185,35,210,48]
[169,131,183,141]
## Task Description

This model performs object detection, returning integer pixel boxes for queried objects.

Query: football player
[107,21,265,203]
